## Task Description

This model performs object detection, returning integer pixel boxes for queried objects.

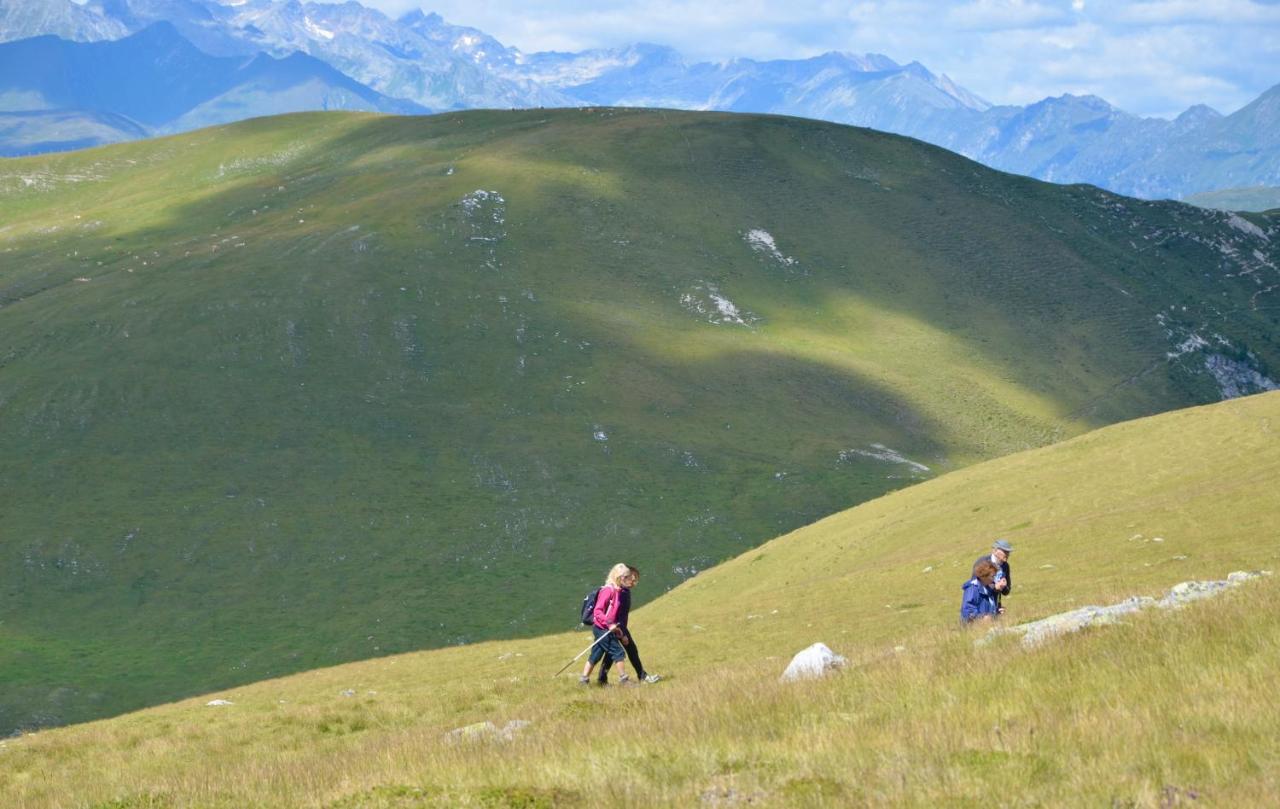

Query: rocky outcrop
[983,571,1272,648]
[444,720,531,743]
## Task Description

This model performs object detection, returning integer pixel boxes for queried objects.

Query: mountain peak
[125,19,197,51]
[397,9,443,27]
[1175,103,1222,126]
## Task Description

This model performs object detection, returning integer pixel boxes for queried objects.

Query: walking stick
[553,630,614,677]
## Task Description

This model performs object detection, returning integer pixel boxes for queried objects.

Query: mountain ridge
[3,0,1278,199]
[0,21,423,153]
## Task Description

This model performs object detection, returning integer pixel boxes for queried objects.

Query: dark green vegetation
[0,109,1277,733]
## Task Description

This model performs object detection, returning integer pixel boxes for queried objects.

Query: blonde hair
[604,563,631,588]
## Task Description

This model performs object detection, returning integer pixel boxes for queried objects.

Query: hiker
[580,563,633,686]
[960,560,1000,623]
[597,565,661,685]
[973,539,1013,613]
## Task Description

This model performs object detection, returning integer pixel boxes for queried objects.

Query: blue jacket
[960,577,998,622]
[973,554,1011,604]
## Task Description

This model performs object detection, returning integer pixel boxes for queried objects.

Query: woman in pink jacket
[580,563,633,686]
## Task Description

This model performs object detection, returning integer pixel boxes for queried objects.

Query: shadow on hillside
[1,109,1278,734]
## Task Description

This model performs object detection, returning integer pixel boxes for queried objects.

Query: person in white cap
[973,539,1012,613]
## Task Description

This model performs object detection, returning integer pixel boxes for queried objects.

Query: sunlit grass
[1,393,1278,807]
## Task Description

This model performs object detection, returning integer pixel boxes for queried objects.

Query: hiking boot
[577,675,590,686]
[616,674,637,687]
[640,673,662,684]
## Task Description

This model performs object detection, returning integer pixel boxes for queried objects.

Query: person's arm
[593,586,620,628]
[999,563,1012,595]
[960,583,981,621]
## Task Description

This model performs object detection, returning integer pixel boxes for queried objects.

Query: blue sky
[359,0,1280,119]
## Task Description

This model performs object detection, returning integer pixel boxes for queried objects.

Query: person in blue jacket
[961,560,1000,623]
[973,538,1013,613]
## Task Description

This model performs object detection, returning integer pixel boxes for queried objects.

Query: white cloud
[1111,0,1280,24]
[944,0,1071,30]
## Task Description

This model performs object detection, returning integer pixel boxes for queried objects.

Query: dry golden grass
[3,392,1279,808]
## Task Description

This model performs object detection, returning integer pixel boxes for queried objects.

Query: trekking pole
[552,630,613,677]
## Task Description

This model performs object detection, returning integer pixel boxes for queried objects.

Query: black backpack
[583,583,622,629]
[581,586,611,625]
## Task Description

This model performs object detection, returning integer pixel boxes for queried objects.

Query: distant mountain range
[2,0,1279,200]
[0,20,420,155]
[1183,186,1280,213]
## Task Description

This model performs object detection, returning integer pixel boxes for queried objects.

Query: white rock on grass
[780,642,847,682]
[206,699,234,707]
[444,719,531,743]
[983,570,1272,648]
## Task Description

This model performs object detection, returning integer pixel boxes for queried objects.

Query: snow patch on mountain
[303,17,334,41]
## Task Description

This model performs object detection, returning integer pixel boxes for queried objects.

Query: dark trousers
[598,632,646,682]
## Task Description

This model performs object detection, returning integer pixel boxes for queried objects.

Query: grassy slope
[1,109,1278,731]
[1,391,1277,808]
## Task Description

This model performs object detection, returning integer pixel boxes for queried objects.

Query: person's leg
[600,635,627,684]
[624,633,645,679]
[598,632,623,683]
[580,629,606,683]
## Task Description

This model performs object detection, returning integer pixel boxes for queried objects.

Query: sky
[355,0,1280,119]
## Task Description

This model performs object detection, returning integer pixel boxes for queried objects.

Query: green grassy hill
[2,391,1278,808]
[1,109,1278,733]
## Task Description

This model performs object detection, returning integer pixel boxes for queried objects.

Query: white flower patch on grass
[680,281,758,326]
[745,228,798,267]
[838,444,930,474]
[0,170,106,195]
[460,190,507,244]
[214,143,308,179]
[1166,332,1210,359]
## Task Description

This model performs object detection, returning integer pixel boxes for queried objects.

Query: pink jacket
[592,584,622,630]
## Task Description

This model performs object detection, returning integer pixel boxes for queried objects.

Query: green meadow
[2,390,1277,808]
[0,109,1277,732]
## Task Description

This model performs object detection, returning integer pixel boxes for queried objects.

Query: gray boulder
[780,642,846,682]
[985,570,1271,648]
